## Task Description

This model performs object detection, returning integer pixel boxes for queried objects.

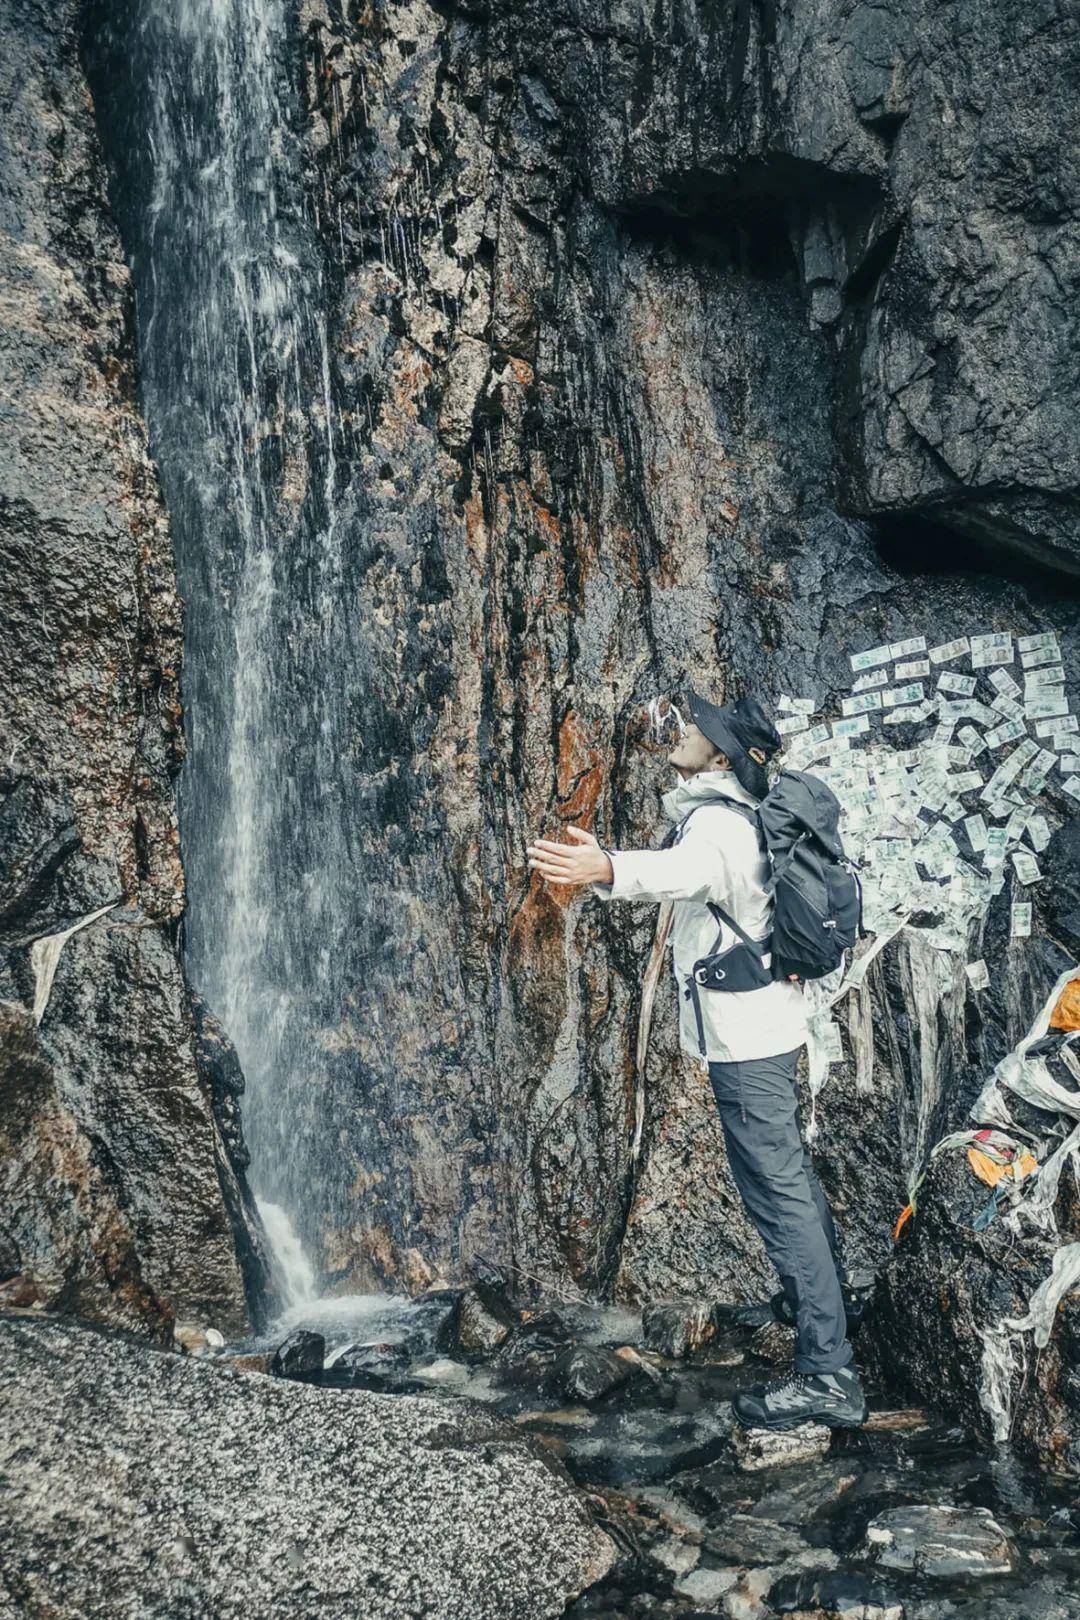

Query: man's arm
[527,816,728,905]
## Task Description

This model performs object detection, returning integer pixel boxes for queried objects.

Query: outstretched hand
[526,825,614,887]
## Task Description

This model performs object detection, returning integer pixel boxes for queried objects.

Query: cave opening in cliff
[874,512,1080,601]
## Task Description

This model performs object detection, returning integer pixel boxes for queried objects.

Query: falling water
[85,0,356,1284]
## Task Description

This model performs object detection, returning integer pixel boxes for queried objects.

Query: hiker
[525,690,867,1431]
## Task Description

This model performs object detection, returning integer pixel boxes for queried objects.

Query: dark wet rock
[555,1344,633,1404]
[0,0,257,1342]
[396,1286,464,1356]
[731,1424,833,1473]
[564,1404,737,1488]
[749,1465,859,1527]
[0,1314,615,1619]
[270,1329,325,1382]
[869,1143,1080,1476]
[643,1301,720,1359]
[716,1302,777,1331]
[328,1339,420,1391]
[493,1310,577,1388]
[768,1566,906,1617]
[0,1225,20,1284]
[862,1503,1014,1578]
[190,995,277,1327]
[0,982,248,1343]
[456,1285,518,1355]
[749,1321,798,1366]
[704,1513,809,1566]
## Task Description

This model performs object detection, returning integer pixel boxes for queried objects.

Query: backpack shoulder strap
[661,796,764,850]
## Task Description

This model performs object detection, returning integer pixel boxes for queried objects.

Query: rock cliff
[0,0,266,1340]
[2,0,1078,1475]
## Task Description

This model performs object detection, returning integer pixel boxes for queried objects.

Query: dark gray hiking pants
[707,1048,853,1376]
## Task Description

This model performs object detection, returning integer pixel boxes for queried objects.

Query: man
[525,690,867,1430]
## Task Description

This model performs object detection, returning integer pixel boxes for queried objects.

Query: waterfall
[87,0,355,1286]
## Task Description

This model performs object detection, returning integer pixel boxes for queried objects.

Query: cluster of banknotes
[776,629,1072,966]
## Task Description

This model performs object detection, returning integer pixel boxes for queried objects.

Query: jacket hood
[660,768,759,827]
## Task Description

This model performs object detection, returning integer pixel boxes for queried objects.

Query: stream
[224,1289,1080,1619]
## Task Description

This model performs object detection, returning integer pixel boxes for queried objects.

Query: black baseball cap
[686,691,781,800]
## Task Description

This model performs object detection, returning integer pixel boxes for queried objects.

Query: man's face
[667,719,727,774]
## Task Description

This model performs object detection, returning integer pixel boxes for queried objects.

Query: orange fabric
[893,1203,914,1242]
[1049,977,1080,1032]
[967,1146,1038,1187]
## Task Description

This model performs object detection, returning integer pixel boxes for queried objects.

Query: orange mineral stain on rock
[555,708,604,826]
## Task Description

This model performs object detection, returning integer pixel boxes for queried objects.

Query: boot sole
[732,1404,868,1432]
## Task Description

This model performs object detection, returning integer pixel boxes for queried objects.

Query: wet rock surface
[82,0,1080,1389]
[0,0,261,1339]
[241,1295,1080,1620]
[0,0,1075,1540]
[862,1504,1014,1579]
[0,1312,615,1620]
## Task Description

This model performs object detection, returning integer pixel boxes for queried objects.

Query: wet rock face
[862,1503,1015,1578]
[248,0,1080,1361]
[0,1313,615,1620]
[44,0,1080,1478]
[76,0,1080,1457]
[526,0,1080,572]
[0,0,259,1337]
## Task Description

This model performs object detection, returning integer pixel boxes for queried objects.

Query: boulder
[456,1286,516,1355]
[553,1345,632,1404]
[0,1314,615,1619]
[493,1311,575,1389]
[862,1504,1015,1578]
[642,1300,719,1358]
[270,1329,324,1381]
[328,1339,417,1391]
[731,1424,832,1473]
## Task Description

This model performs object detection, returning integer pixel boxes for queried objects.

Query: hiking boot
[732,1365,867,1430]
[770,1284,869,1335]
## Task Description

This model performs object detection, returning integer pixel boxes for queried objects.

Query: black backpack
[668,770,863,985]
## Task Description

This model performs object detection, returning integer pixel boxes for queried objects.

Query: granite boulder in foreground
[0,1314,615,1619]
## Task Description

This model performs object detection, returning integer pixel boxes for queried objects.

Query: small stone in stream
[642,1299,717,1357]
[720,1565,774,1619]
[862,1503,1014,1577]
[173,1321,213,1355]
[731,1423,831,1472]
[410,1357,470,1386]
[634,1487,707,1537]
[330,1340,415,1389]
[651,1534,700,1577]
[456,1286,515,1354]
[674,1566,739,1606]
[270,1329,324,1380]
[749,1465,857,1526]
[492,1312,573,1388]
[204,1328,225,1349]
[614,1344,664,1382]
[398,1286,463,1355]
[512,1407,596,1429]
[861,1407,928,1432]
[749,1321,797,1364]
[705,1513,808,1564]
[554,1344,631,1404]
[222,1353,272,1376]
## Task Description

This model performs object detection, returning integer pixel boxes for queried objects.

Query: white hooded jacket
[589,768,808,1065]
